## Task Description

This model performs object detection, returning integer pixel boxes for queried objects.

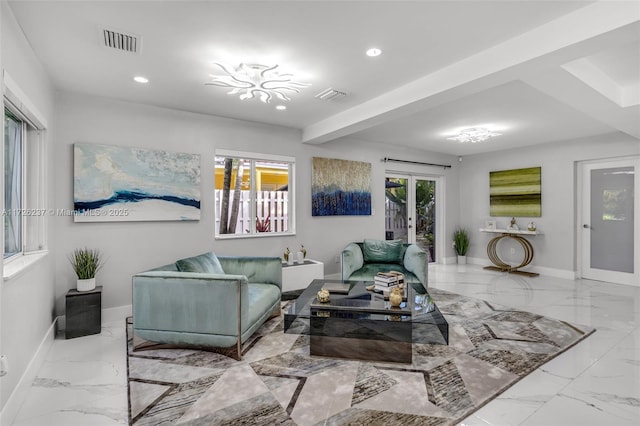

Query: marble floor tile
[521,392,640,426]
[12,321,129,426]
[9,265,640,426]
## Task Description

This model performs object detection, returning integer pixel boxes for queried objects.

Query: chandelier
[206,63,310,104]
[447,127,502,143]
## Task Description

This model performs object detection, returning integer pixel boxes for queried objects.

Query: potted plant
[69,248,104,291]
[453,228,470,264]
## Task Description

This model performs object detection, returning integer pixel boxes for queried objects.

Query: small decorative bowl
[317,289,330,303]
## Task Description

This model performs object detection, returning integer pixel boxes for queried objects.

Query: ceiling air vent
[315,88,348,101]
[101,28,141,54]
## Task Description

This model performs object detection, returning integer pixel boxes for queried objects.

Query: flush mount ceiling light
[366,48,382,57]
[133,76,148,83]
[206,63,310,104]
[447,127,502,143]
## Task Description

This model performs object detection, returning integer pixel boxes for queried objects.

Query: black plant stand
[65,286,102,338]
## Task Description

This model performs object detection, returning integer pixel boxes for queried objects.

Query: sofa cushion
[175,252,225,274]
[246,283,281,330]
[362,239,406,263]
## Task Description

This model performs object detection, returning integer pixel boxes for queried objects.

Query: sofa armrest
[342,243,364,280]
[217,257,282,289]
[132,271,250,336]
[403,244,428,288]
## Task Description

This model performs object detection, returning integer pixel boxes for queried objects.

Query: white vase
[457,255,467,265]
[77,278,96,292]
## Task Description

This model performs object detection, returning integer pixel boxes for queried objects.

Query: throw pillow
[176,252,225,274]
[362,239,405,263]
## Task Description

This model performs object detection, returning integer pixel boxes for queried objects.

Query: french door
[385,174,440,262]
[579,157,639,286]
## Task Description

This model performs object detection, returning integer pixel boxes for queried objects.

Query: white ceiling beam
[302,1,640,144]
[523,67,640,139]
[562,58,637,108]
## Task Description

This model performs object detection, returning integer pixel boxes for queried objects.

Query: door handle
[583,224,592,229]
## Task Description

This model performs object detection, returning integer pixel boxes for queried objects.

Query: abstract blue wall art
[311,157,371,216]
[73,143,201,222]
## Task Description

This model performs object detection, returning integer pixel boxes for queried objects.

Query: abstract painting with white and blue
[74,143,201,222]
[311,157,371,216]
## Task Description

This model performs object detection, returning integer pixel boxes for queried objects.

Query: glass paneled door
[385,175,437,262]
[580,158,639,286]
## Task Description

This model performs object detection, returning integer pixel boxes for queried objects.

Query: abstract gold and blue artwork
[490,166,541,217]
[312,157,371,216]
[73,143,201,222]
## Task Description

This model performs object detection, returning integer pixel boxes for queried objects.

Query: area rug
[126,288,595,425]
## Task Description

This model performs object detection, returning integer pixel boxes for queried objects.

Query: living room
[1,1,639,425]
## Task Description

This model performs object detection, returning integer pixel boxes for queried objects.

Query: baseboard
[57,304,133,331]
[0,317,57,426]
[441,256,457,265]
[526,265,577,280]
[438,257,577,280]
[324,272,341,280]
[103,304,132,323]
[441,256,478,265]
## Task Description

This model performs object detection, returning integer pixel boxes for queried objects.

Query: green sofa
[132,252,282,360]
[342,239,428,288]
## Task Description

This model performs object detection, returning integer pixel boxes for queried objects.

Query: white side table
[282,259,324,292]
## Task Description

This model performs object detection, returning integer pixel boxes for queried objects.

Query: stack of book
[373,271,405,292]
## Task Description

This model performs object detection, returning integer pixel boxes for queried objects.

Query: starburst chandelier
[447,127,502,143]
[206,63,310,104]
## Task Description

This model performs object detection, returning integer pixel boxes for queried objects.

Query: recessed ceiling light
[276,105,286,110]
[366,48,382,57]
[134,76,149,83]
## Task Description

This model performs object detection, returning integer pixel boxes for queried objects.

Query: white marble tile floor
[10,264,640,425]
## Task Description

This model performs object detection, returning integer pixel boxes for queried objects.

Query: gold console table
[479,228,540,277]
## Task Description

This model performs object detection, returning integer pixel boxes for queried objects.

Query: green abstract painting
[490,167,541,217]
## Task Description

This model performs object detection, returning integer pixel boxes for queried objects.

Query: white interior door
[580,157,639,286]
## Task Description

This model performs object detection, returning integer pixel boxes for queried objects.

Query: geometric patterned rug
[126,287,595,425]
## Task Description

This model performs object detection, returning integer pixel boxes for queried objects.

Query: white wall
[0,0,56,412]
[53,91,460,312]
[458,133,640,275]
[0,0,4,407]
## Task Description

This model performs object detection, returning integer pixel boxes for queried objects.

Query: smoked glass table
[284,279,448,363]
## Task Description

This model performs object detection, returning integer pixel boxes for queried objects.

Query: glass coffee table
[284,279,448,363]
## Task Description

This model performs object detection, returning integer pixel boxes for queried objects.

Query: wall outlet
[335,254,340,263]
[510,247,516,255]
[0,355,8,377]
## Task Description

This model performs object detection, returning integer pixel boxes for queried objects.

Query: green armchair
[132,252,282,360]
[342,239,428,288]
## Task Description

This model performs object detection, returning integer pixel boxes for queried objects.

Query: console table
[479,228,541,277]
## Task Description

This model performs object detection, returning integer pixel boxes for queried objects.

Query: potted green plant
[453,228,470,264]
[69,248,104,291]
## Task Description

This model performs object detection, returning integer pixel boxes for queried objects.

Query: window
[3,72,48,269]
[215,150,295,237]
[4,111,24,258]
